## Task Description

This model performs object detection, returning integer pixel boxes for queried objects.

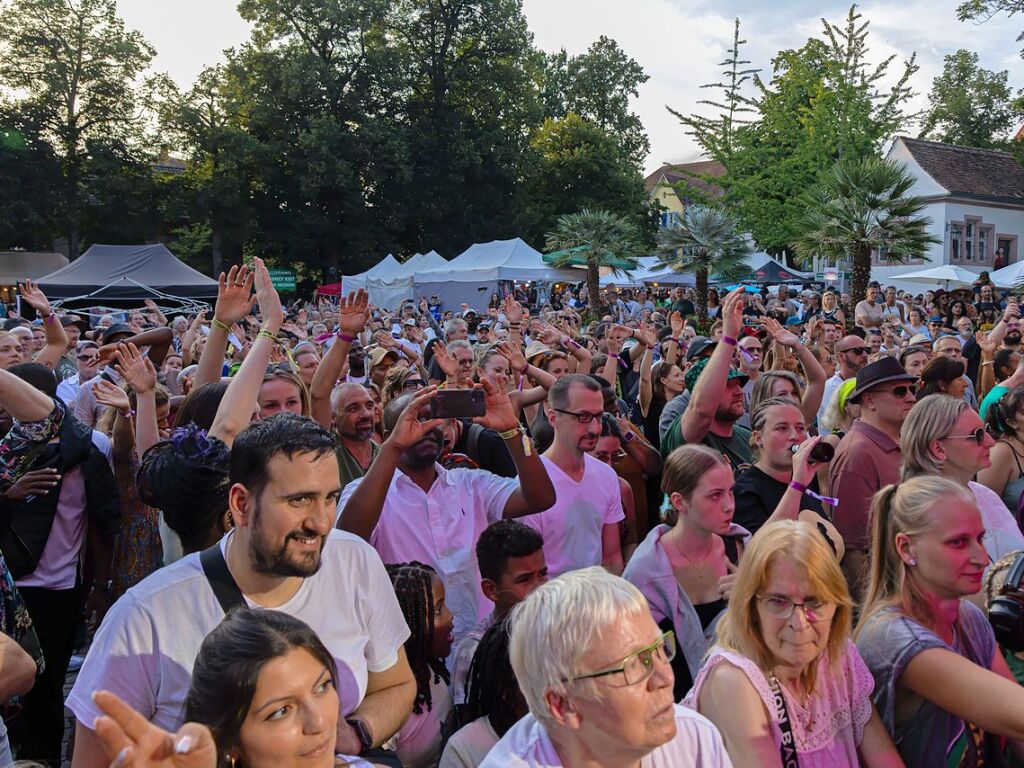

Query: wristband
[789,480,807,493]
[257,328,278,343]
[667,337,680,346]
[336,331,356,343]
[518,374,525,391]
[211,317,231,332]
[623,431,637,444]
[43,313,56,324]
[564,337,581,350]
[789,479,839,507]
[721,335,738,346]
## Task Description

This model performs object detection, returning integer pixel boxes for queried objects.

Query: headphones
[989,552,1024,652]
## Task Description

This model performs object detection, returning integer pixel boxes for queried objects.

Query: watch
[346,717,373,753]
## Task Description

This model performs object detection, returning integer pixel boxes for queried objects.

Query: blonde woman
[686,520,901,767]
[856,477,1024,765]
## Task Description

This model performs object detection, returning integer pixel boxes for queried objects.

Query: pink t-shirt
[684,640,873,768]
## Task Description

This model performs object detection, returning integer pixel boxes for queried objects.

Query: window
[949,217,997,264]
[659,211,681,229]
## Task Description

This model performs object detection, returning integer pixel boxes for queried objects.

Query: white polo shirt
[67,529,409,732]
[520,455,624,577]
[338,464,518,639]
[480,705,732,767]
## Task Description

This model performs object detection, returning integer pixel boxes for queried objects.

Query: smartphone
[429,389,485,420]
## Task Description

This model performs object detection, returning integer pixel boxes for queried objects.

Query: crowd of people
[4,264,1024,767]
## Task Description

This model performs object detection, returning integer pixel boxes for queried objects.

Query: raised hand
[431,341,459,379]
[115,343,158,394]
[93,379,131,413]
[19,280,52,317]
[635,323,657,349]
[496,342,527,373]
[474,375,519,432]
[977,330,998,356]
[214,264,256,326]
[337,289,370,336]
[385,386,446,451]
[502,294,523,325]
[760,316,800,347]
[92,689,218,768]
[535,324,562,346]
[252,258,283,332]
[721,289,744,339]
[669,311,684,337]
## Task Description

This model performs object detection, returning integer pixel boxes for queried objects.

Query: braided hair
[386,562,450,714]
[465,618,525,737]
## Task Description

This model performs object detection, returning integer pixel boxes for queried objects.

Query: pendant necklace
[671,536,715,579]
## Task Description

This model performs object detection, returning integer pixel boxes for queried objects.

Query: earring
[906,558,916,567]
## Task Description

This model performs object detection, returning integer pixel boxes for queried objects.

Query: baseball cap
[684,357,748,392]
[685,336,716,362]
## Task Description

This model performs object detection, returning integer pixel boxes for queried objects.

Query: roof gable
[897,136,1024,204]
[644,160,725,201]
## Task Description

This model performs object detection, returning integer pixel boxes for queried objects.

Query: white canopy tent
[989,261,1024,288]
[340,254,402,295]
[366,251,448,309]
[895,264,980,289]
[414,238,579,311]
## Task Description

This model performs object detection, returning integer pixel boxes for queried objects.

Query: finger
[93,714,131,761]
[93,690,160,745]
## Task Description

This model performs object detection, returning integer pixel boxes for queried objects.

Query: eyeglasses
[571,631,676,686]
[840,346,868,356]
[877,384,917,398]
[942,425,990,446]
[552,408,604,424]
[76,354,98,362]
[403,378,426,390]
[756,595,836,623]
[456,358,474,368]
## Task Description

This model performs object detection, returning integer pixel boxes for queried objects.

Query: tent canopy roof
[38,244,218,300]
[416,238,578,283]
[0,252,68,284]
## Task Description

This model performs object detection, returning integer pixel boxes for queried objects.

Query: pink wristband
[721,335,738,346]
[336,332,355,343]
[789,480,807,493]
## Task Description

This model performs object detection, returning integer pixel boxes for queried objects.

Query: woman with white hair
[901,394,1024,566]
[481,567,731,768]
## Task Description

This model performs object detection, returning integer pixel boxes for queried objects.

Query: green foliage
[543,36,650,166]
[792,156,939,305]
[655,205,751,320]
[674,6,918,260]
[0,0,158,257]
[919,49,1021,148]
[545,209,641,316]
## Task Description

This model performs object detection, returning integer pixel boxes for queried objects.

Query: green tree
[674,6,918,260]
[792,156,939,306]
[528,113,655,245]
[545,209,640,317]
[0,0,157,258]
[0,109,61,249]
[919,49,1021,148]
[655,205,751,321]
[543,36,650,166]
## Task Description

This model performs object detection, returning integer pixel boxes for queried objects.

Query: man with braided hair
[387,561,455,768]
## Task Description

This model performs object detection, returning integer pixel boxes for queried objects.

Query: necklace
[670,536,715,580]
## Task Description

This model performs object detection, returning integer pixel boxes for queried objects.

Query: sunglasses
[943,425,991,446]
[840,346,868,356]
[403,378,427,390]
[878,384,918,398]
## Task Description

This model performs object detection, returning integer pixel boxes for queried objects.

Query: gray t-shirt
[856,601,996,767]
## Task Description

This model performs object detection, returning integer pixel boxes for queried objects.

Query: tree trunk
[850,244,872,308]
[587,264,603,318]
[696,269,709,323]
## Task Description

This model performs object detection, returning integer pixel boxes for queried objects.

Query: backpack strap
[465,422,484,460]
[199,543,246,614]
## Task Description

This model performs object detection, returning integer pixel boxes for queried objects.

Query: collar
[851,418,900,452]
[396,462,453,488]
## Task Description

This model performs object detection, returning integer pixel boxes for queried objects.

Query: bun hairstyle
[987,387,1024,439]
[137,424,231,553]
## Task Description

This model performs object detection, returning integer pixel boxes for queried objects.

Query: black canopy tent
[743,259,812,285]
[37,244,218,309]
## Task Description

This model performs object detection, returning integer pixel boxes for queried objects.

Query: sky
[115,0,1024,175]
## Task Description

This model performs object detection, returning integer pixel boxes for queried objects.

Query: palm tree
[545,209,640,316]
[655,205,752,320]
[792,156,940,307]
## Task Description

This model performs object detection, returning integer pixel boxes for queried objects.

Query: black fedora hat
[848,356,917,403]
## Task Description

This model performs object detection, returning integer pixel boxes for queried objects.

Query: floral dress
[109,449,162,598]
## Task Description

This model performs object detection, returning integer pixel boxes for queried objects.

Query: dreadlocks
[465,617,524,737]
[386,562,450,714]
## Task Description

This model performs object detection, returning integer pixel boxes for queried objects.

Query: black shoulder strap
[767,673,800,767]
[199,544,246,615]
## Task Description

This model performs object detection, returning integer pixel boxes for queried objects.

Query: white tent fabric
[896,264,979,288]
[341,254,402,294]
[989,261,1024,288]
[415,239,579,311]
[367,251,449,309]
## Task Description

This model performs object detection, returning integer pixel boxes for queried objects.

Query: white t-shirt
[521,455,624,577]
[338,464,517,639]
[67,529,410,732]
[396,675,453,768]
[479,705,733,767]
[450,612,496,704]
[440,716,500,768]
